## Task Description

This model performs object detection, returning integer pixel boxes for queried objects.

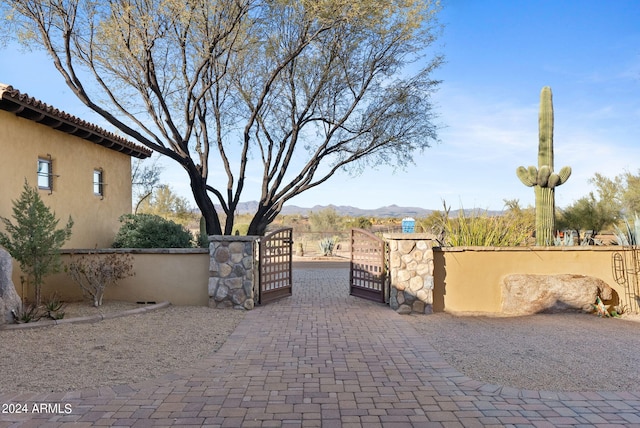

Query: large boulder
[0,248,22,324]
[501,274,614,316]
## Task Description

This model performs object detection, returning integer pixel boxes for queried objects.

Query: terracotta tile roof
[0,84,152,159]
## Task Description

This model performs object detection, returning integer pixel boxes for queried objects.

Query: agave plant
[318,237,336,256]
[43,293,66,320]
[613,213,640,246]
[553,232,575,246]
[12,303,42,324]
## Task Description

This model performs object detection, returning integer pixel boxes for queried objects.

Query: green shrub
[345,217,373,230]
[309,208,344,232]
[112,214,194,248]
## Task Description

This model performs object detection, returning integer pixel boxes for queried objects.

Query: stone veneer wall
[384,233,435,315]
[208,235,258,310]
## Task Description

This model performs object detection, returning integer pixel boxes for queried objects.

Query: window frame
[93,169,105,198]
[37,157,53,192]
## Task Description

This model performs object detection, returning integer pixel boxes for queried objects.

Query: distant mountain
[216,201,434,218]
[283,204,435,218]
[214,201,504,218]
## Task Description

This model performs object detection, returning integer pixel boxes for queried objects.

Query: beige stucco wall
[434,246,622,314]
[0,110,132,249]
[14,250,210,307]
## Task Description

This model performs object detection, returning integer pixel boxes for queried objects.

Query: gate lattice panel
[350,228,387,303]
[258,228,293,304]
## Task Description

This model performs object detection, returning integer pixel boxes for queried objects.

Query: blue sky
[2,0,639,212]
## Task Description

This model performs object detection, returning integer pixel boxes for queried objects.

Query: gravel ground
[407,311,640,391]
[0,303,244,394]
[2,266,640,395]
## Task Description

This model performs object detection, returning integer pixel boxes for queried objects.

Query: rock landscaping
[0,248,21,325]
[502,273,614,315]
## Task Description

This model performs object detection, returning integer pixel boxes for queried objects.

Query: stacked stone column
[208,236,258,310]
[384,233,435,315]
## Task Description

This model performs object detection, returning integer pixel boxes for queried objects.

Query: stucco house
[0,83,152,249]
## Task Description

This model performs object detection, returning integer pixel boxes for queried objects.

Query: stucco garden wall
[434,246,622,314]
[13,249,210,306]
[0,110,133,249]
[9,244,625,314]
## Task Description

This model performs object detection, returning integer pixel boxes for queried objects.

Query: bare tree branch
[4,0,443,236]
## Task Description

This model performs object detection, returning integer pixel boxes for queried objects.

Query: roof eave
[0,84,152,159]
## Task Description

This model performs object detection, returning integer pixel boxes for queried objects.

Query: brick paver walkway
[2,265,640,427]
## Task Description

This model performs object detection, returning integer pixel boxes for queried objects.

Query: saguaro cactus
[516,86,571,246]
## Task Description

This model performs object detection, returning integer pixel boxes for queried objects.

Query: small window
[37,158,53,190]
[93,169,104,197]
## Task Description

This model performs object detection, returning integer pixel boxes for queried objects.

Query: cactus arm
[548,166,572,189]
[516,166,537,187]
[537,165,551,187]
[557,165,571,184]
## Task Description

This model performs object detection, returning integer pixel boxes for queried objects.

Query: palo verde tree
[0,181,73,305]
[3,0,443,235]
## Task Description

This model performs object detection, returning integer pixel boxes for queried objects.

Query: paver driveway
[1,264,640,427]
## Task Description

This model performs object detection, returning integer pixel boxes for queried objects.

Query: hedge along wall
[12,249,210,306]
[433,246,624,314]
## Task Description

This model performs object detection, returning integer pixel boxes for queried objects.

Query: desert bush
[112,214,193,248]
[345,217,373,230]
[441,207,531,247]
[0,180,73,305]
[66,252,135,307]
[309,208,344,232]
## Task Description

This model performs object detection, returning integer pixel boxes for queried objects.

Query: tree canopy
[4,0,443,235]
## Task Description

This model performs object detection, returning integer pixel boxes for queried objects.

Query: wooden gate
[258,227,293,304]
[350,228,387,303]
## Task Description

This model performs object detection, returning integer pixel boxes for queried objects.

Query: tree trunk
[247,203,273,236]
[186,167,223,235]
[224,206,236,236]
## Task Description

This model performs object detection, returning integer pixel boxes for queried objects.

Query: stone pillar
[383,233,435,315]
[208,235,258,310]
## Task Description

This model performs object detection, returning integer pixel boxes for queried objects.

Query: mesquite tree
[3,0,443,235]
